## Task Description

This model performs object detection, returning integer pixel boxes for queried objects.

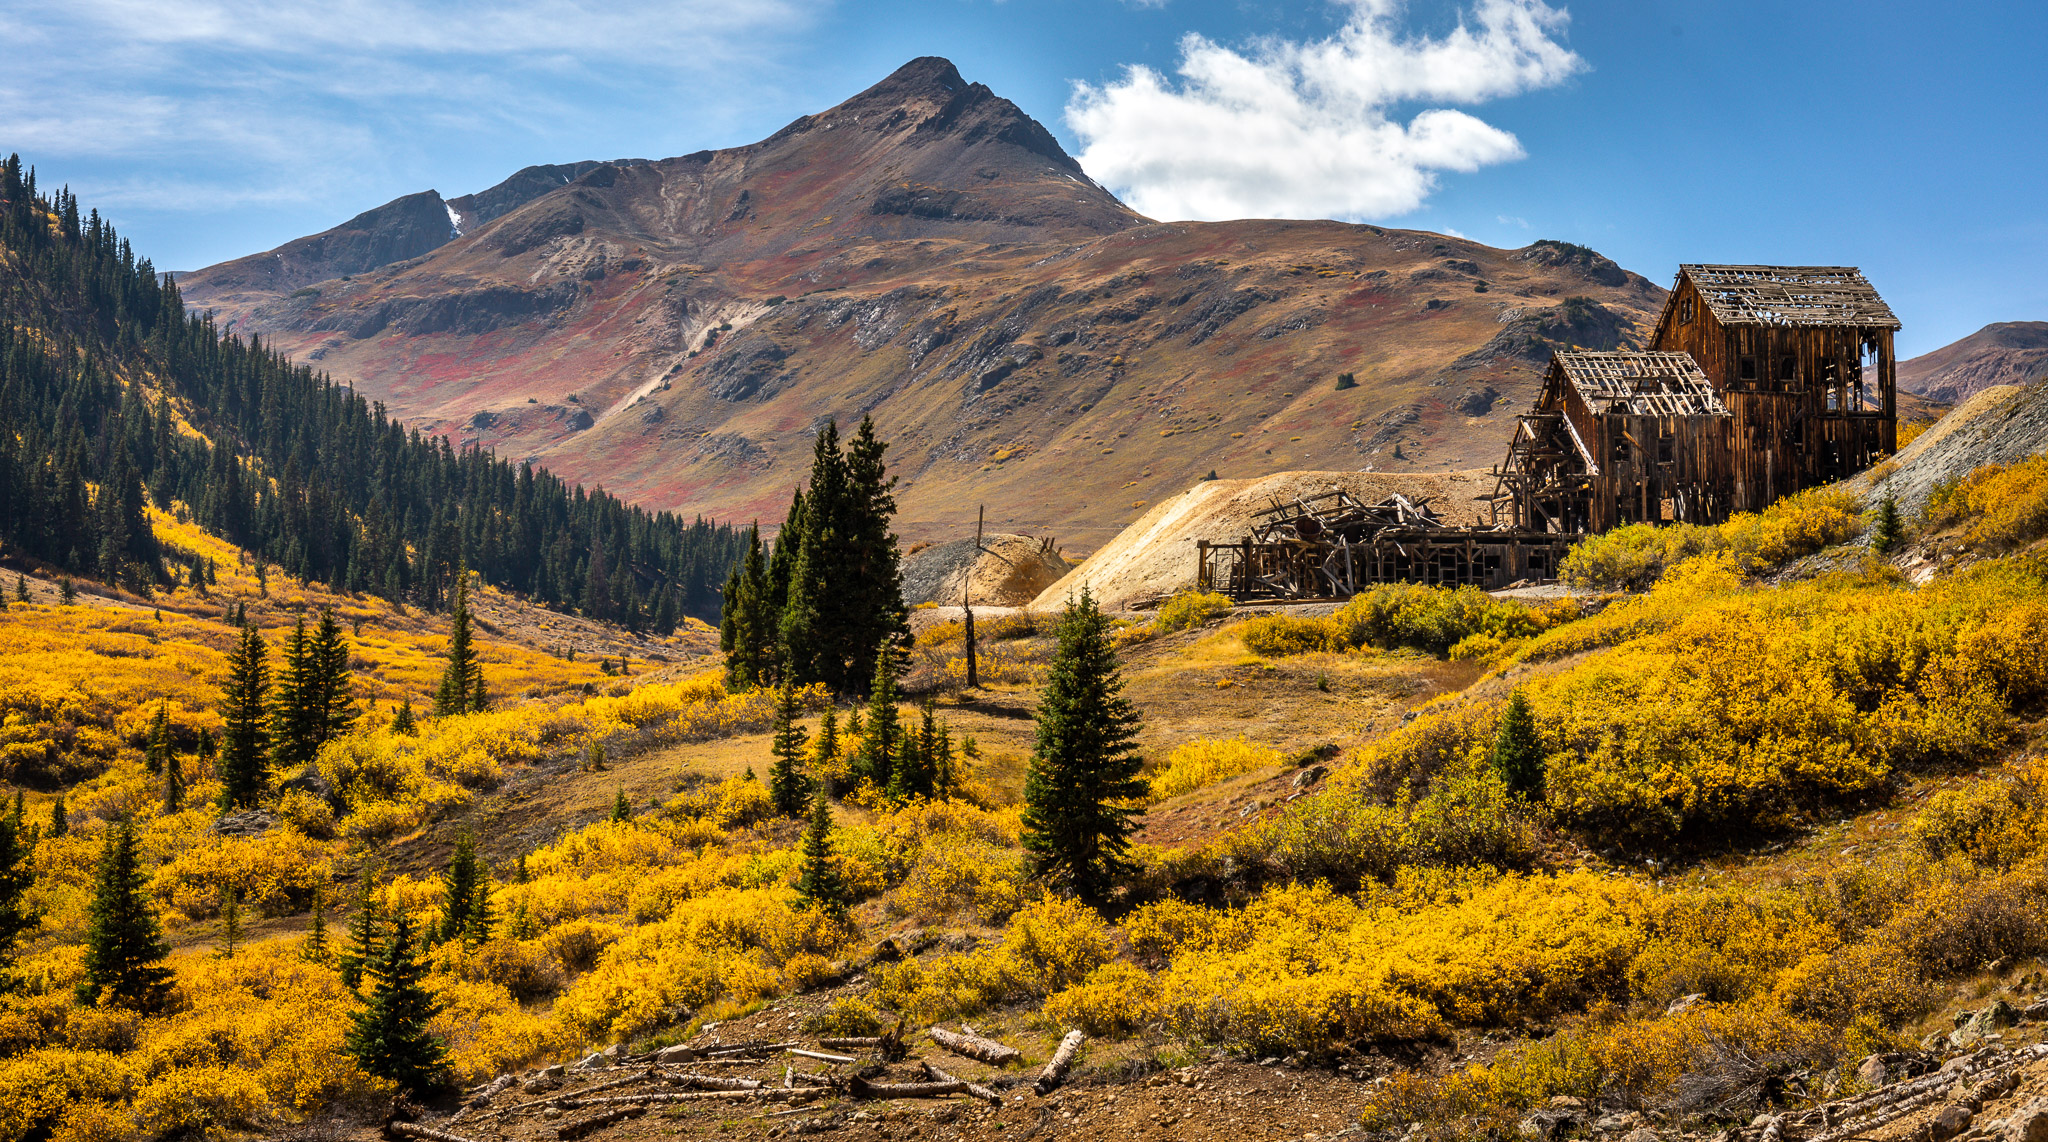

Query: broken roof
[1553,351,1730,418]
[1679,265,1901,330]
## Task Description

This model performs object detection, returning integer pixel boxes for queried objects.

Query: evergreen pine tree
[59,578,75,604]
[0,807,35,980]
[47,796,67,838]
[10,575,23,604]
[1492,689,1544,799]
[851,645,900,793]
[434,570,483,716]
[1872,494,1902,554]
[214,886,244,958]
[812,705,840,770]
[610,787,631,823]
[162,746,183,814]
[301,886,330,963]
[338,876,383,991]
[144,700,171,775]
[390,697,417,734]
[309,608,357,744]
[767,679,811,817]
[1020,590,1146,907]
[439,830,481,943]
[219,623,272,809]
[795,785,849,918]
[720,527,774,690]
[270,616,315,769]
[464,872,495,948]
[343,911,450,1093]
[78,816,173,1010]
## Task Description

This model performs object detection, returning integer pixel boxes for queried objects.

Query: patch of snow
[445,204,464,237]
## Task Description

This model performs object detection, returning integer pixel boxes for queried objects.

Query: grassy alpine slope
[4,450,2048,1141]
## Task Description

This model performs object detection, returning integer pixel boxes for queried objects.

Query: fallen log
[817,1037,885,1051]
[788,1048,854,1065]
[568,1070,658,1099]
[663,1073,763,1091]
[706,1040,797,1057]
[386,1124,482,1142]
[852,1077,967,1100]
[556,1106,646,1140]
[559,1088,827,1110]
[928,1026,1023,1067]
[921,1061,1002,1105]
[1034,1030,1085,1096]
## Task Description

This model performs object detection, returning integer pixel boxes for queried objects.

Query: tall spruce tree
[1020,590,1146,907]
[795,785,849,918]
[338,875,384,991]
[720,527,775,690]
[161,746,183,814]
[439,830,482,943]
[767,679,812,817]
[270,616,317,769]
[214,886,244,958]
[78,816,174,1010]
[811,705,840,771]
[343,911,450,1093]
[840,416,910,680]
[1492,689,1544,799]
[48,795,67,838]
[301,886,330,964]
[0,807,34,980]
[850,645,901,793]
[219,623,272,809]
[144,700,171,775]
[434,571,486,716]
[309,608,357,745]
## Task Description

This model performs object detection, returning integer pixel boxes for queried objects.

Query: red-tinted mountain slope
[1899,321,2048,405]
[183,57,1664,548]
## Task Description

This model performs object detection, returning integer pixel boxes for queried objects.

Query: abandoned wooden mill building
[1498,264,1900,533]
[1197,264,1900,601]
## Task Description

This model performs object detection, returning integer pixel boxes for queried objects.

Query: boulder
[1519,1109,1586,1141]
[654,1044,697,1064]
[1291,765,1327,789]
[1855,1054,1890,1087]
[1968,999,2018,1032]
[1931,1104,1973,1141]
[2005,1097,2048,1142]
[1620,1129,1660,1142]
[212,809,275,837]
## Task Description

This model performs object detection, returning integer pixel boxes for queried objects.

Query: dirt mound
[901,532,1068,607]
[1028,468,1499,611]
[1850,380,2048,513]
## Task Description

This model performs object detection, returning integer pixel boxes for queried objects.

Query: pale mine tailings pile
[1849,380,2048,513]
[1028,469,1499,612]
[900,533,1070,607]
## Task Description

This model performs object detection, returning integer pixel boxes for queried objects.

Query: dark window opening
[1739,357,1757,381]
[1780,356,1797,381]
[1679,297,1694,325]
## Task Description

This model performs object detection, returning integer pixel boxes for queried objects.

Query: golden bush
[1149,737,1284,801]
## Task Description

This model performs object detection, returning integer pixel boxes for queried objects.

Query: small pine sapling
[343,911,450,1094]
[795,786,850,918]
[1492,688,1545,799]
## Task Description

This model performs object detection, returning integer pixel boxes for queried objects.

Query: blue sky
[4,0,2041,357]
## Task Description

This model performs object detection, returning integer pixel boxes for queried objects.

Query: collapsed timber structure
[1197,264,1899,600]
[1194,490,1567,597]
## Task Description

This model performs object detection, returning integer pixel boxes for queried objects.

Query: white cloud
[0,0,818,215]
[1498,213,1530,227]
[1065,0,1583,222]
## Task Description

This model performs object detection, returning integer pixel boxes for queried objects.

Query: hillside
[181,56,1666,548]
[1898,320,2048,404]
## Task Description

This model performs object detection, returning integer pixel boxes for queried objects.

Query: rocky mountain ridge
[1899,321,2048,405]
[182,57,1666,546]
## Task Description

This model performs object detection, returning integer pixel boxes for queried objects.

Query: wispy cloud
[1065,0,1583,222]
[1,0,818,214]
[1497,213,1530,227]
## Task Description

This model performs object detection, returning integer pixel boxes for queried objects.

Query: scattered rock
[653,1044,697,1064]
[1620,1128,1661,1142]
[1665,993,1709,1016]
[1292,765,1327,789]
[1969,1000,2019,1032]
[212,809,276,837]
[1520,1107,1587,1140]
[869,938,903,964]
[1931,1104,1973,1141]
[1856,1054,1890,1087]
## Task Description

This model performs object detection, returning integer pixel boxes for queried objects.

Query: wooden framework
[1648,265,1898,512]
[1193,490,1567,598]
[1494,352,1732,533]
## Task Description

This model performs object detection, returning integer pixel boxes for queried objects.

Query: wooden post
[962,506,981,690]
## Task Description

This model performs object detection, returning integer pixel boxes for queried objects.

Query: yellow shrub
[1238,615,1336,656]
[1152,590,1234,635]
[1149,736,1284,801]
[1924,452,2048,551]
[1043,962,1159,1037]
[150,830,332,918]
[0,1048,134,1142]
